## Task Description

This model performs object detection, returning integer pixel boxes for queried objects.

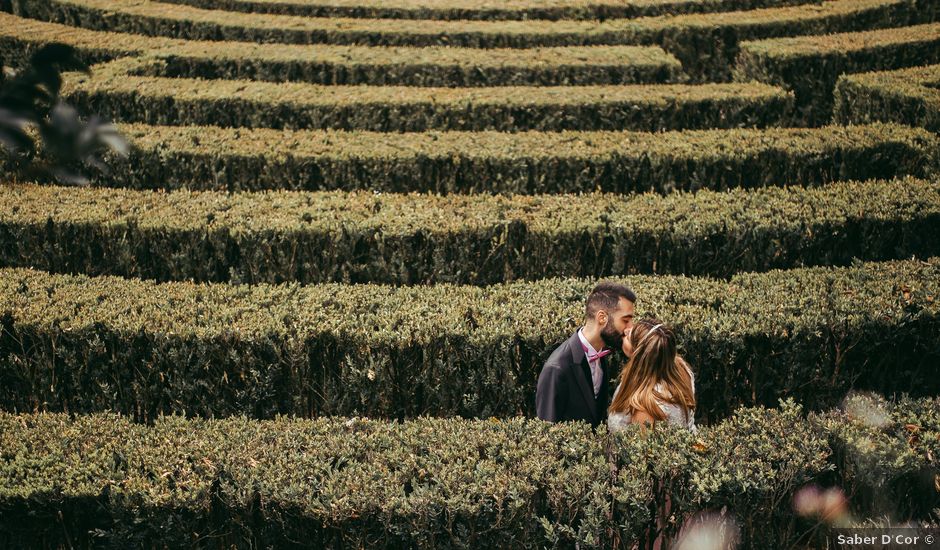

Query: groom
[536,282,636,428]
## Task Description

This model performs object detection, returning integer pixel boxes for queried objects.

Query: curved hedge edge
[833,64,940,133]
[151,0,821,21]
[98,122,940,193]
[1,177,938,285]
[60,57,793,132]
[1,397,936,548]
[5,0,926,83]
[0,11,139,68]
[0,11,684,87]
[0,258,937,421]
[733,23,940,125]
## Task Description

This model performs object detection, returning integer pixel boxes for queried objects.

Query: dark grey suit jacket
[535,331,612,429]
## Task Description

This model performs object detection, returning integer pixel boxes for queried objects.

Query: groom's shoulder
[543,334,576,369]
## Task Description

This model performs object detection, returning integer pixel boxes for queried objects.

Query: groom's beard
[600,322,622,350]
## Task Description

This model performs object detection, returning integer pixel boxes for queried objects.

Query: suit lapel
[567,331,598,422]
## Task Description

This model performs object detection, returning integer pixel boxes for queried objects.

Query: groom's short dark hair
[586,282,636,318]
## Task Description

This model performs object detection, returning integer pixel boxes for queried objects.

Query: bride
[608,318,696,433]
[608,319,697,549]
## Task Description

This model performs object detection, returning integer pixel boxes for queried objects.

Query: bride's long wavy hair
[609,318,695,423]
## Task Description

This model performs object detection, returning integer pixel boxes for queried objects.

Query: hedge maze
[1,0,938,546]
[834,63,940,132]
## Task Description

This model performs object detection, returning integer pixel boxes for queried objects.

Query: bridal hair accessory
[634,323,666,350]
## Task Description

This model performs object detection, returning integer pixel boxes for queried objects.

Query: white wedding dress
[607,367,697,433]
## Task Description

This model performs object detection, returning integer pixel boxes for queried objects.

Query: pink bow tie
[580,342,612,363]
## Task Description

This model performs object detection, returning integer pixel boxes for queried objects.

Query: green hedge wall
[2,398,937,548]
[151,0,821,21]
[7,0,927,82]
[811,394,940,523]
[1,177,939,285]
[62,58,793,132]
[0,10,133,68]
[154,43,683,87]
[734,23,940,125]
[0,12,684,87]
[94,122,940,193]
[0,402,829,549]
[0,412,609,549]
[3,0,937,84]
[833,64,940,134]
[645,0,935,81]
[0,259,937,421]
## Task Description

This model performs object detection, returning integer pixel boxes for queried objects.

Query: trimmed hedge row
[0,10,137,68]
[811,393,940,523]
[2,177,939,285]
[2,398,937,548]
[734,22,940,125]
[147,43,684,88]
[6,0,927,82]
[0,402,827,549]
[62,57,793,132]
[92,122,940,193]
[640,0,930,81]
[833,64,940,134]
[0,12,683,87]
[0,411,614,549]
[153,0,821,21]
[0,259,938,422]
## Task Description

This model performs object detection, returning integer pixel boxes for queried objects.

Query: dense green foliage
[148,0,821,21]
[0,12,683,87]
[1,177,938,284]
[1,259,937,421]
[8,0,929,81]
[95,122,939,193]
[812,394,940,522]
[62,58,793,132]
[1,0,939,546]
[1,398,936,548]
[834,64,940,133]
[735,22,940,124]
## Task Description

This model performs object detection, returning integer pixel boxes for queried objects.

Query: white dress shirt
[577,327,604,397]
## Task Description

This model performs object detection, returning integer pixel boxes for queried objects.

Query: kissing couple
[536,282,697,434]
